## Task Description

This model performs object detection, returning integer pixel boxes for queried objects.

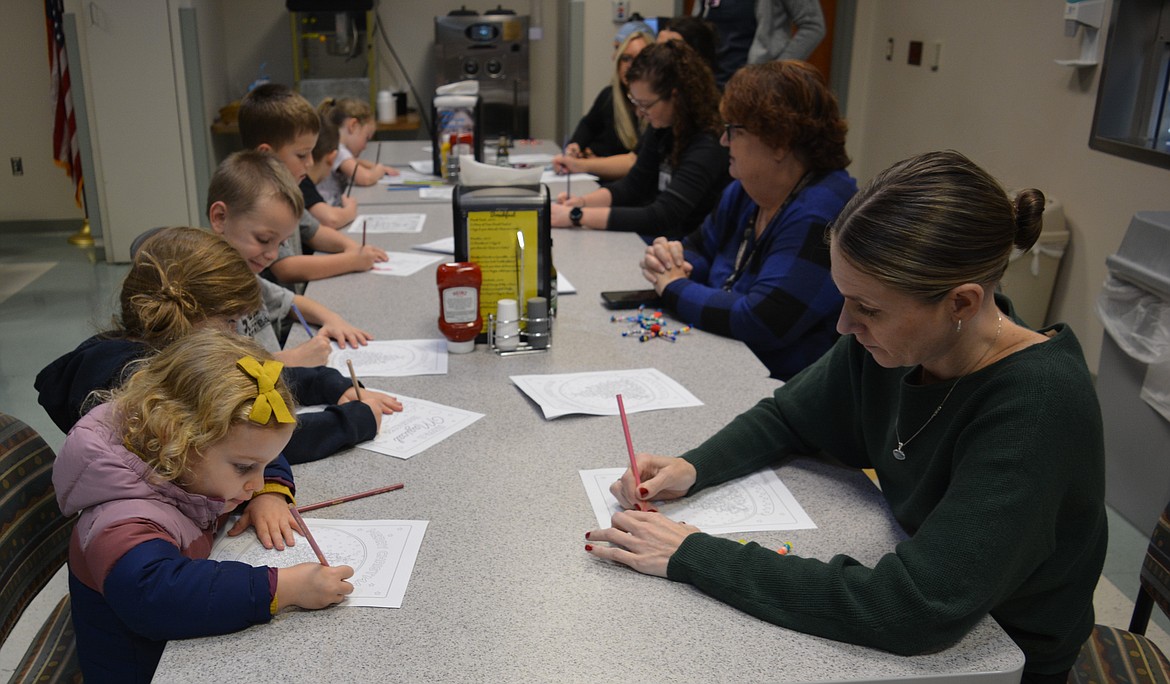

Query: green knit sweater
[668,320,1107,675]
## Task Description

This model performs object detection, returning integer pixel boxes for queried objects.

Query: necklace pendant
[892,446,906,461]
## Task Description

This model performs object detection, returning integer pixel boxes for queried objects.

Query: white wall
[845,0,1170,374]
[0,2,85,222]
[578,0,675,112]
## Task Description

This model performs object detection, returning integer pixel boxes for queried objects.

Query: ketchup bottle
[437,262,482,353]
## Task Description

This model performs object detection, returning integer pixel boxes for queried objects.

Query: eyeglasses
[723,123,748,142]
[627,92,663,114]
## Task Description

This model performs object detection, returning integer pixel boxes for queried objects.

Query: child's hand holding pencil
[274,563,355,611]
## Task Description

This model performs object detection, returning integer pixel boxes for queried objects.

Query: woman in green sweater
[585,150,1107,684]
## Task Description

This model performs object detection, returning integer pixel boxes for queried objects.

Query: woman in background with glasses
[551,41,730,240]
[552,23,654,183]
[640,60,856,380]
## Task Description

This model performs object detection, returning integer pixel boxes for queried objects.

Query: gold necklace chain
[892,314,1003,461]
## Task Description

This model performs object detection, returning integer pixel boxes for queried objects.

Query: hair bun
[1012,188,1045,252]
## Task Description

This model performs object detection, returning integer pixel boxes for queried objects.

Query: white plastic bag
[1097,275,1170,365]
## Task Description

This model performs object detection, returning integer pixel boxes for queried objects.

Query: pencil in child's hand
[289,506,329,566]
[297,483,405,513]
[291,302,313,339]
[345,161,359,197]
[346,359,363,401]
[616,394,650,512]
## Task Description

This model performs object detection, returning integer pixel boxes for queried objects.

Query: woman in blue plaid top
[640,60,856,380]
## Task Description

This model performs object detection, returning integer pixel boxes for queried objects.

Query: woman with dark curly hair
[551,40,729,240]
[639,60,857,380]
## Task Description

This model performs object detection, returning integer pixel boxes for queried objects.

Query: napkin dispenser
[453,184,552,342]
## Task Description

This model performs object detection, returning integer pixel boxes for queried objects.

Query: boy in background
[207,149,372,367]
[239,83,386,287]
[302,112,359,229]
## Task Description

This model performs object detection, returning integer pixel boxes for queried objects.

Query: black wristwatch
[569,206,583,227]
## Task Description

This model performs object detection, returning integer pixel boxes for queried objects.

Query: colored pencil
[346,359,363,401]
[616,394,649,511]
[297,483,405,513]
[345,161,359,197]
[290,302,313,339]
[289,506,329,566]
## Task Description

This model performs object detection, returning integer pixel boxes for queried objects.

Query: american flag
[45,0,83,207]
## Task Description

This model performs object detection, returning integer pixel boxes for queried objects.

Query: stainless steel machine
[434,7,530,139]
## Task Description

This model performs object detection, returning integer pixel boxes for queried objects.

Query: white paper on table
[380,169,438,185]
[410,160,434,174]
[510,368,702,419]
[329,339,448,377]
[556,272,576,294]
[413,236,456,254]
[507,153,555,167]
[349,213,427,235]
[540,171,598,184]
[580,467,815,534]
[210,519,428,608]
[371,251,444,277]
[418,186,455,200]
[361,391,484,459]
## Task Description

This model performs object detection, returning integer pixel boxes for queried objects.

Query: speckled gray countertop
[154,187,1024,683]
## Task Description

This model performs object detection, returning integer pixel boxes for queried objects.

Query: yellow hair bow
[236,356,295,425]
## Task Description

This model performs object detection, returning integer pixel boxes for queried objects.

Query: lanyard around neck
[721,173,812,291]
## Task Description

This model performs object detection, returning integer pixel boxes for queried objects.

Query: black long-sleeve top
[605,126,730,240]
[568,86,635,159]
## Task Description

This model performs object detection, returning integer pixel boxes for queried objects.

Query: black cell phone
[600,289,661,310]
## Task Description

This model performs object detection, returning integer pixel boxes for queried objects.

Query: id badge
[658,169,672,192]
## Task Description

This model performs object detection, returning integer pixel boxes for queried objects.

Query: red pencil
[289,505,329,566]
[616,394,650,512]
[297,483,405,513]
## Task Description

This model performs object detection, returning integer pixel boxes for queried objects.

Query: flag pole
[67,181,93,247]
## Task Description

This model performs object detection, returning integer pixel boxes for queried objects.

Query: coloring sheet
[210,519,428,608]
[328,340,448,377]
[540,171,597,184]
[370,251,444,277]
[556,272,576,295]
[579,467,815,534]
[418,186,455,200]
[413,236,456,254]
[349,213,427,234]
[506,153,555,167]
[509,368,702,419]
[350,391,483,459]
[380,169,438,185]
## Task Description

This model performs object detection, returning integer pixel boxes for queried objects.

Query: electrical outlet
[10,157,22,176]
[908,41,923,66]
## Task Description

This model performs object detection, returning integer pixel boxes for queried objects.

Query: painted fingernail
[585,531,591,539]
[639,487,648,497]
[585,544,593,552]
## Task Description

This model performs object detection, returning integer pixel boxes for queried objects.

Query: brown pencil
[289,505,329,566]
[297,483,405,513]
[346,359,363,401]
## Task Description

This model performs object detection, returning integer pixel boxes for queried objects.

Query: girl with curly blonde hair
[54,327,354,682]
